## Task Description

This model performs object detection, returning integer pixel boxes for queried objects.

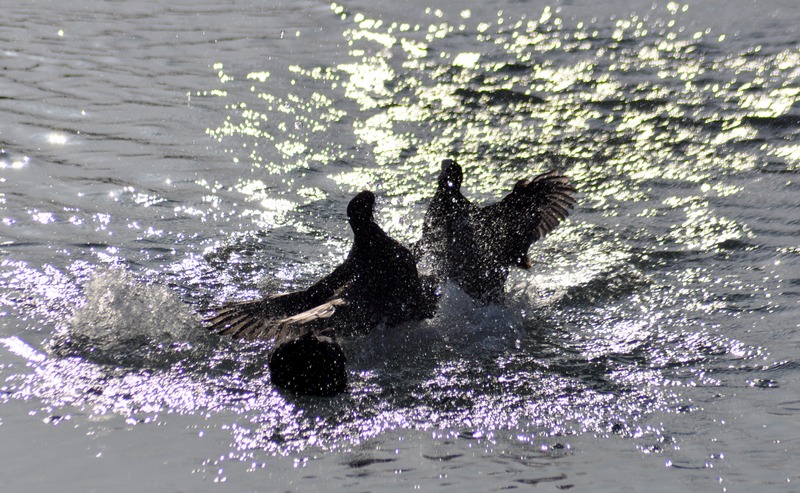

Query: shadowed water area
[1,0,798,491]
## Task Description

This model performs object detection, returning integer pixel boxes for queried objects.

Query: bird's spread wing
[271,298,347,344]
[204,292,302,341]
[477,171,576,268]
[206,294,347,342]
[204,256,355,341]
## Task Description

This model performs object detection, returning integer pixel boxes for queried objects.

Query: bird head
[347,190,375,232]
[437,159,463,191]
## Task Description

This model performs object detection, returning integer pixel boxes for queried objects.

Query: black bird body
[268,332,347,396]
[206,191,435,342]
[417,159,577,303]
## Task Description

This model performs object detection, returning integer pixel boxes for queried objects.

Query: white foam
[346,282,528,369]
[66,267,201,345]
[430,282,527,348]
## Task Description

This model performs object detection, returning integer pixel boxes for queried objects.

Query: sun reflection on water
[1,0,795,462]
[180,0,796,454]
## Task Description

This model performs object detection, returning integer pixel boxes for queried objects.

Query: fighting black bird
[417,159,577,303]
[205,190,436,342]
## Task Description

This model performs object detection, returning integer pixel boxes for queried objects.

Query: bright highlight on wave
[0,1,788,462]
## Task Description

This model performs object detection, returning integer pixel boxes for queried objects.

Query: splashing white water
[69,267,200,342]
[48,267,205,365]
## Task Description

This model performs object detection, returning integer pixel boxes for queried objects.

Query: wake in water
[6,173,727,455]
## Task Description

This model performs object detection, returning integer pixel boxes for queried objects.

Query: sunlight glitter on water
[205,1,798,221]
[0,260,692,456]
[187,2,791,456]
[0,4,794,483]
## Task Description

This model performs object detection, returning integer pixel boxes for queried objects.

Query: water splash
[49,267,204,366]
[0,1,789,468]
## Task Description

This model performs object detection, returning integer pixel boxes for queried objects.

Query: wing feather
[476,170,576,268]
[204,255,356,341]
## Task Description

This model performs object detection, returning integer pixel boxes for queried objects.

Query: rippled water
[1,0,799,491]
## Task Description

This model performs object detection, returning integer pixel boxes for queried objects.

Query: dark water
[1,0,799,491]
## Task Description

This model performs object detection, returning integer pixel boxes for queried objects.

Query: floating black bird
[205,190,436,342]
[268,331,347,396]
[417,159,577,303]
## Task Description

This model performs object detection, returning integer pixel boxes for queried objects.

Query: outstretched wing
[476,171,576,269]
[271,298,346,344]
[205,292,300,340]
[205,293,347,342]
[205,257,355,341]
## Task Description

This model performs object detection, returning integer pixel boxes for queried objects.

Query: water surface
[1,0,799,491]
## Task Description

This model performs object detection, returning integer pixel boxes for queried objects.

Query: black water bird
[205,190,436,342]
[268,331,347,396]
[417,159,577,303]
